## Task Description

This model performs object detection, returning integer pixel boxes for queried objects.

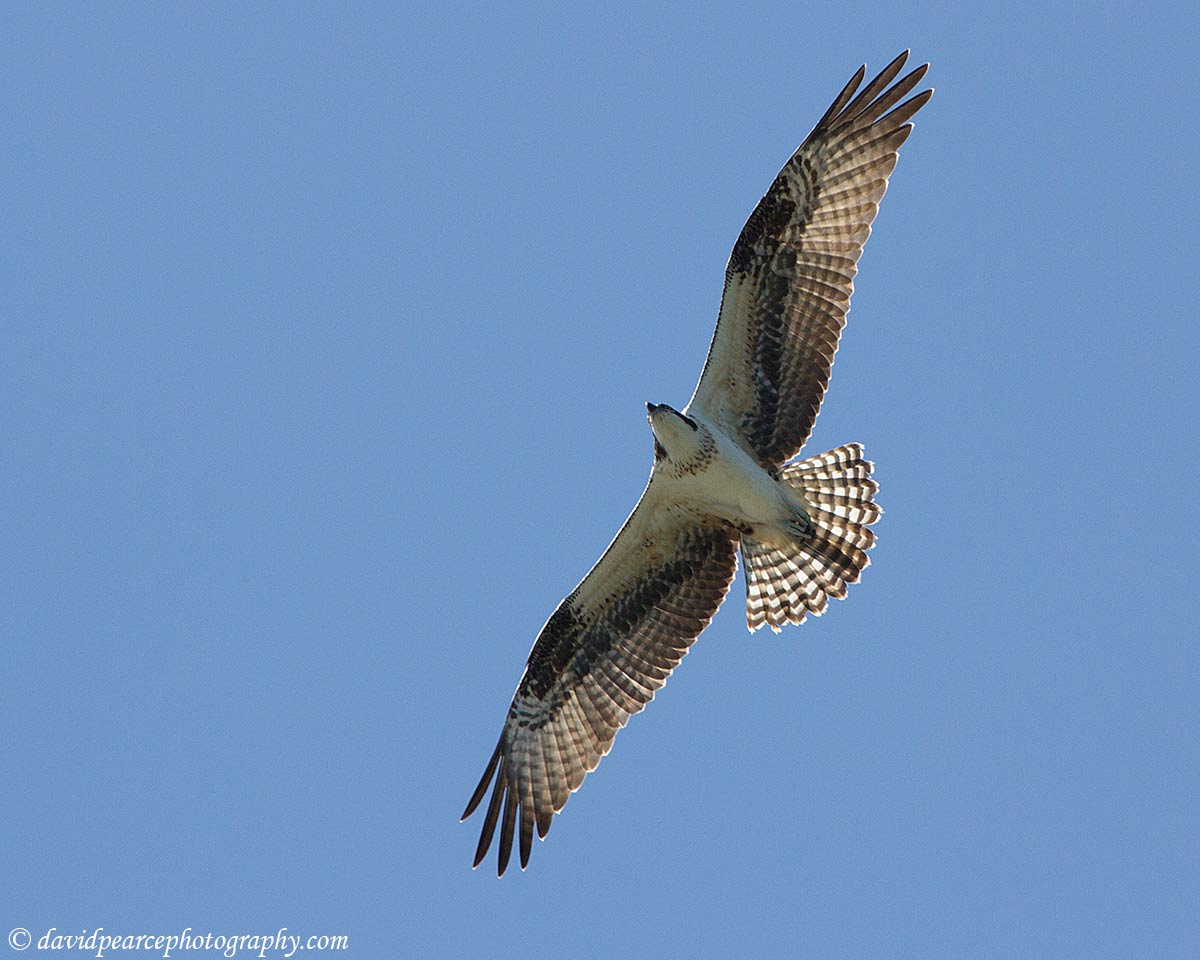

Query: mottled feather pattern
[462,516,739,875]
[744,444,880,632]
[464,54,929,875]
[689,51,931,468]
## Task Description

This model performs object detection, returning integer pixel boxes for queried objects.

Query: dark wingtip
[901,88,936,118]
[472,755,507,869]
[518,800,534,870]
[462,735,504,822]
[496,786,518,876]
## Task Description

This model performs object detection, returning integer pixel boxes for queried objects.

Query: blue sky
[3,2,1197,958]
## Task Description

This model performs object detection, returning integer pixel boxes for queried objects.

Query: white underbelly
[674,434,790,526]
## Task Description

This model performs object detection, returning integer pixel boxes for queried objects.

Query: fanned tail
[743,443,880,633]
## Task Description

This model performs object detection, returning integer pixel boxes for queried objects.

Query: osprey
[463,52,931,874]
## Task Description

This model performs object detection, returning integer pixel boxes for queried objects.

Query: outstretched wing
[461,482,739,875]
[687,51,932,467]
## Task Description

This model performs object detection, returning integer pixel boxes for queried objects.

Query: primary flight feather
[463,52,932,875]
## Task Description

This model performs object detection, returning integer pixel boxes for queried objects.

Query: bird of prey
[463,52,931,875]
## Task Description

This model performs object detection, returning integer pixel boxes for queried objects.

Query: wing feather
[519,775,536,869]
[472,752,505,868]
[838,49,910,119]
[498,781,518,875]
[461,482,739,874]
[687,53,932,467]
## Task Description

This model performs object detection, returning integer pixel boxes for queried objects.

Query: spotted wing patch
[689,52,932,467]
[462,514,739,875]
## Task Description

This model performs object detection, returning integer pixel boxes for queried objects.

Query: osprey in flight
[463,52,931,874]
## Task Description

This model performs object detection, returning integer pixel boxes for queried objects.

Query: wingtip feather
[461,736,503,822]
[497,785,518,876]
[472,756,507,869]
[519,780,535,869]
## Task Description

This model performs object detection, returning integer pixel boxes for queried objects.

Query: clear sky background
[3,3,1197,958]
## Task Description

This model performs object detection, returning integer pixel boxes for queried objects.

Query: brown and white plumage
[742,442,880,632]
[688,51,931,467]
[463,497,739,875]
[463,53,930,875]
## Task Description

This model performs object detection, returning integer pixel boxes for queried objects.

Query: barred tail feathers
[743,443,880,633]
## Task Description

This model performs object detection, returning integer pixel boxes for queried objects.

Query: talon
[791,516,816,541]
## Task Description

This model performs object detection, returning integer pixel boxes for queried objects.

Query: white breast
[669,415,794,527]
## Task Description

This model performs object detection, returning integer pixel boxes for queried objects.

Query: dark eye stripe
[679,413,699,431]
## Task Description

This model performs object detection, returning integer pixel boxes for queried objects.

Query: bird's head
[646,402,707,465]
